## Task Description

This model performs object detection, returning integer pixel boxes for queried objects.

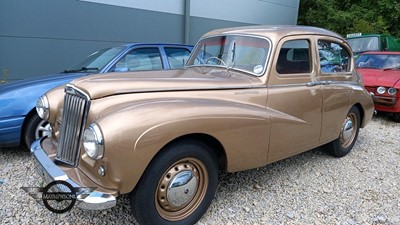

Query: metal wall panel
[0,0,299,81]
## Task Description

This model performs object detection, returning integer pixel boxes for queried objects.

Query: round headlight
[83,123,104,160]
[376,86,386,95]
[388,88,397,95]
[36,95,49,120]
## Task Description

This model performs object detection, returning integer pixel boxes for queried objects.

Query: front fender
[350,85,374,128]
[0,81,70,146]
[93,98,270,194]
[0,76,80,119]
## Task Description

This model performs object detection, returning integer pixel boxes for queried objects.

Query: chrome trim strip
[268,81,357,88]
[113,85,267,94]
[268,83,310,88]
[65,84,91,100]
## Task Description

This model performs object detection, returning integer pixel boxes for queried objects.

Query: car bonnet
[358,68,400,87]
[69,68,264,100]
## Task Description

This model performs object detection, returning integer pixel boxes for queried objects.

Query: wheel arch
[20,107,37,144]
[22,108,37,127]
[130,133,227,194]
[353,103,365,127]
[160,133,227,173]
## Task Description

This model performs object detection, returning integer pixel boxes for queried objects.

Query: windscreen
[356,53,400,69]
[347,36,379,53]
[68,47,125,71]
[187,35,270,76]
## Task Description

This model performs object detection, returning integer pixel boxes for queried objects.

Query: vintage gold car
[31,26,374,225]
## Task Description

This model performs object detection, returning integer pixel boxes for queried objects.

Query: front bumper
[372,96,400,113]
[372,95,396,106]
[30,138,116,210]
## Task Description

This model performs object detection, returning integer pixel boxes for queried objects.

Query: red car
[356,52,400,122]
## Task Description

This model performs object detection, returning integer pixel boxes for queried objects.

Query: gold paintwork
[42,25,374,196]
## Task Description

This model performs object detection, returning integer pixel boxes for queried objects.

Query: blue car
[0,43,193,147]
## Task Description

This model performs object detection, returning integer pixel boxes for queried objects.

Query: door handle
[306,81,318,87]
[321,81,332,85]
[306,81,332,87]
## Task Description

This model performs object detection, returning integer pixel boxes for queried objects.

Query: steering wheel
[205,57,227,66]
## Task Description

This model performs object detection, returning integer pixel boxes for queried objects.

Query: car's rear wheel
[325,106,360,157]
[23,113,52,148]
[130,139,218,225]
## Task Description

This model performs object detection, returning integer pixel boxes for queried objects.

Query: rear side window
[276,40,311,74]
[165,47,191,69]
[318,40,350,73]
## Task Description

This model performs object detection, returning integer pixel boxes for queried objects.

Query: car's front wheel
[130,139,219,225]
[23,113,52,148]
[325,106,361,157]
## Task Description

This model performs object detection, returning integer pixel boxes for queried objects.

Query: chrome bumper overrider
[30,139,116,210]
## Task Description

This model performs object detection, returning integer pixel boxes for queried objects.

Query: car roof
[202,25,343,40]
[121,43,193,48]
[347,34,387,38]
[360,51,400,55]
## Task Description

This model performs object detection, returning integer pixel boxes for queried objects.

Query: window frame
[275,38,313,77]
[164,47,192,69]
[113,47,164,72]
[317,39,352,75]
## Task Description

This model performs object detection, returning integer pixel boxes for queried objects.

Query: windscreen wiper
[383,67,400,71]
[64,67,99,73]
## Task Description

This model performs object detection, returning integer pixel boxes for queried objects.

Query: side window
[113,48,163,72]
[165,47,191,69]
[276,40,311,74]
[318,40,350,73]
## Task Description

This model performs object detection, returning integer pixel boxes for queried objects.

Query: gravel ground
[0,115,399,225]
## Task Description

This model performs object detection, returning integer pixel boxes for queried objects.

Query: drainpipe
[184,0,190,44]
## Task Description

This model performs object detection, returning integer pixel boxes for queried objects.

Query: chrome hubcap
[156,158,208,221]
[158,162,199,211]
[342,119,353,141]
[35,120,52,139]
[340,113,357,148]
[167,170,198,208]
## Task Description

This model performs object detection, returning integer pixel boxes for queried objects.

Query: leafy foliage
[298,0,400,37]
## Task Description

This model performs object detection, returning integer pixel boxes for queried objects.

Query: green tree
[298,0,400,37]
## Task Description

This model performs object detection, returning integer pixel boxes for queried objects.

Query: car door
[316,38,353,144]
[266,37,323,163]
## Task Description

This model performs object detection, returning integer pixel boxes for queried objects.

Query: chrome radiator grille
[55,85,90,167]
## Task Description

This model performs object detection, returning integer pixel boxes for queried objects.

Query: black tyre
[23,113,52,148]
[130,139,219,225]
[391,112,400,122]
[325,106,361,157]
